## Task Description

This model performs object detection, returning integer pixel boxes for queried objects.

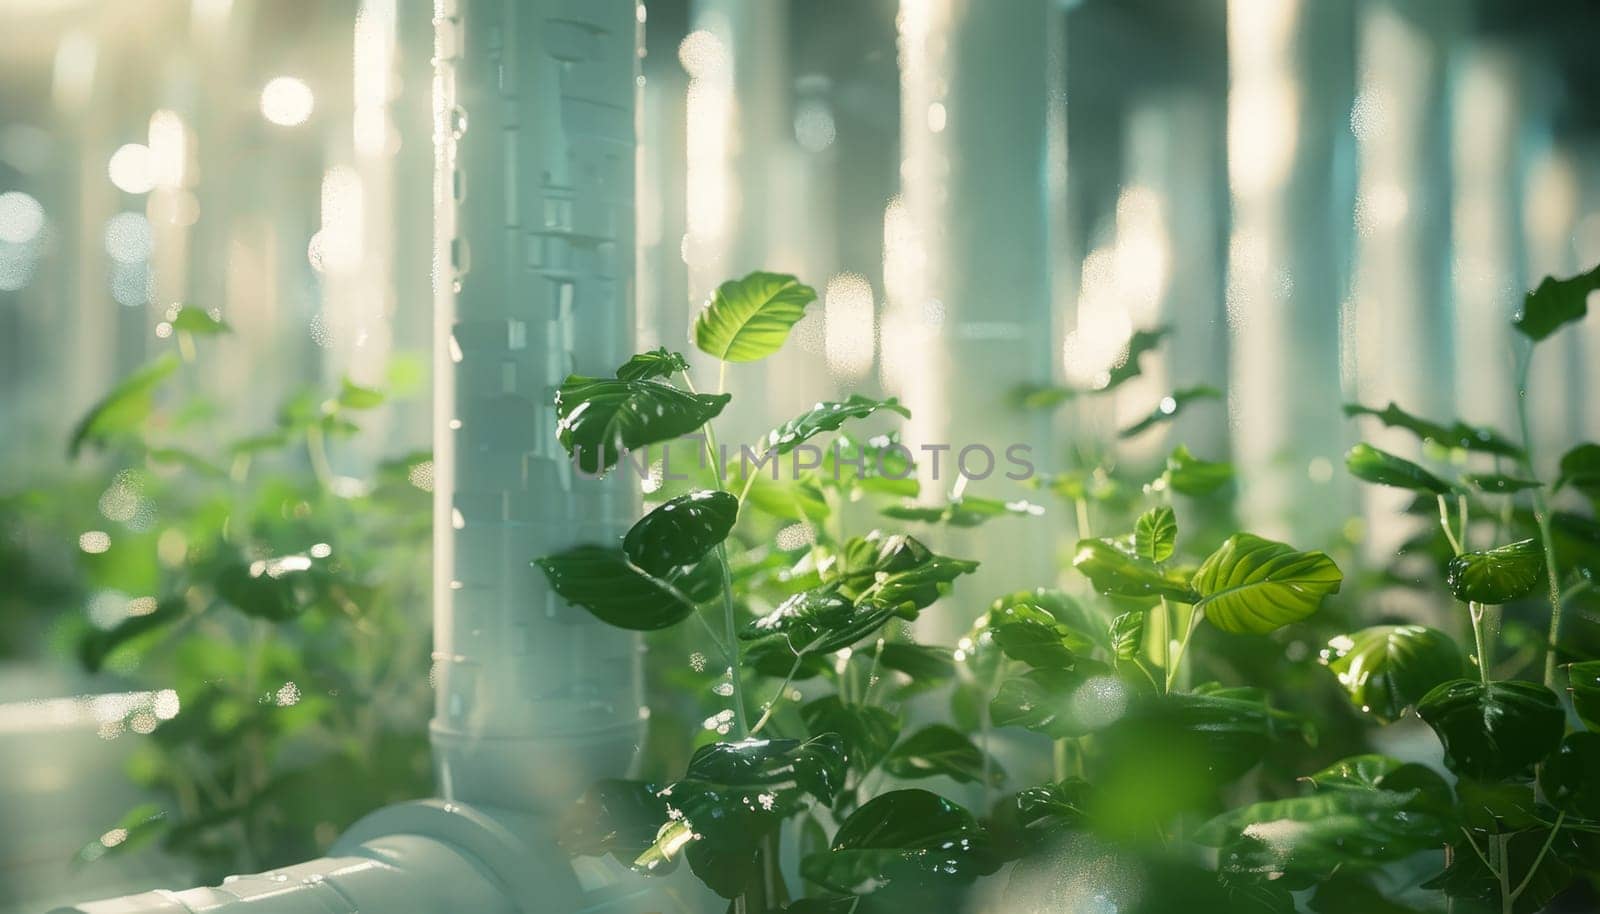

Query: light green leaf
[1345,443,1453,495]
[535,545,697,630]
[554,375,730,476]
[881,494,1043,528]
[623,490,738,575]
[336,377,385,410]
[1445,538,1542,604]
[69,354,180,457]
[170,307,230,335]
[1513,262,1600,341]
[765,395,909,455]
[988,602,1080,669]
[1072,538,1196,602]
[1134,506,1176,563]
[1343,402,1522,458]
[1319,625,1464,722]
[1109,612,1144,662]
[1164,444,1234,496]
[1416,678,1564,780]
[614,347,690,382]
[692,271,816,362]
[1191,533,1342,634]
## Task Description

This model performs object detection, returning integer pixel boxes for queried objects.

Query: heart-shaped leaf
[801,695,901,772]
[1134,506,1177,563]
[765,395,910,455]
[623,490,738,575]
[1445,538,1543,604]
[1319,625,1464,722]
[614,347,690,382]
[1164,444,1234,496]
[1073,538,1196,602]
[1568,660,1600,730]
[1540,732,1600,819]
[1416,679,1564,780]
[1109,612,1145,662]
[1345,443,1453,494]
[1196,789,1449,877]
[1513,262,1600,341]
[535,545,697,630]
[882,724,1004,785]
[1191,533,1342,634]
[692,271,816,362]
[1344,402,1523,459]
[555,376,730,475]
[800,789,999,895]
[1555,443,1600,501]
[1119,385,1221,438]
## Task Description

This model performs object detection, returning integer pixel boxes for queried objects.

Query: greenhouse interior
[3,0,1600,912]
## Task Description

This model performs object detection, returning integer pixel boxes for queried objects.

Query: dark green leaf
[1192,533,1342,634]
[1118,385,1221,438]
[1165,444,1234,496]
[862,642,956,683]
[215,561,308,621]
[801,789,998,895]
[1308,874,1427,914]
[623,490,738,575]
[883,724,1004,785]
[1555,443,1600,501]
[989,602,1081,669]
[741,588,895,656]
[1072,538,1196,601]
[171,307,230,335]
[1319,625,1465,722]
[336,377,385,410]
[1012,778,1092,843]
[990,665,1121,739]
[1416,679,1565,780]
[1513,262,1600,341]
[1344,402,1523,458]
[535,545,697,630]
[1196,789,1448,877]
[801,695,900,772]
[1305,754,1452,809]
[765,395,910,456]
[1541,732,1600,819]
[78,597,186,672]
[69,354,179,457]
[1133,506,1176,563]
[1462,472,1541,494]
[1426,828,1578,914]
[1345,443,1453,494]
[1446,538,1543,604]
[559,779,668,860]
[1570,660,1600,730]
[1102,326,1170,391]
[554,376,730,475]
[684,734,847,804]
[693,271,816,362]
[615,347,690,382]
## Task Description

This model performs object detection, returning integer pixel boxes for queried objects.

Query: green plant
[31,312,435,881]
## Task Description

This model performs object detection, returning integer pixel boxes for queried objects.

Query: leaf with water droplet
[1319,625,1463,722]
[1513,261,1600,341]
[1345,443,1453,494]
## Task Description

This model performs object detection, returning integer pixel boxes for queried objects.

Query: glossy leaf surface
[1445,538,1543,604]
[1416,679,1564,780]
[1133,506,1176,563]
[555,376,730,475]
[1345,443,1452,495]
[1192,533,1341,634]
[692,271,816,362]
[1073,538,1195,602]
[801,789,998,895]
[882,724,1004,785]
[535,545,697,630]
[623,490,738,575]
[1319,625,1464,722]
[614,347,690,382]
[764,395,909,455]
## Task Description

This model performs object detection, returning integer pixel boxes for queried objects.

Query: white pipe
[54,2,712,911]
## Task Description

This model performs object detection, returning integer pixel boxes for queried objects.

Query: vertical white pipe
[891,0,1054,613]
[431,0,643,816]
[1225,0,1356,542]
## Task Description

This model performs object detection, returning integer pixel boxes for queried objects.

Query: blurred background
[3,0,1600,910]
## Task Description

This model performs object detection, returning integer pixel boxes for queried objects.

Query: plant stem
[1074,496,1092,539]
[1512,346,1567,689]
[1052,739,1070,782]
[1509,811,1566,903]
[715,541,748,737]
[1164,606,1204,693]
[1469,602,1491,685]
[750,653,806,735]
[1437,494,1463,555]
[1158,596,1174,694]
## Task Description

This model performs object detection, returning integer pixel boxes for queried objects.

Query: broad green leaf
[1416,679,1564,780]
[1109,612,1144,662]
[69,354,179,457]
[554,376,730,476]
[336,377,385,410]
[990,665,1122,739]
[1540,732,1600,819]
[215,560,309,621]
[1100,685,1297,784]
[1133,506,1176,563]
[614,347,689,382]
[882,724,1004,785]
[881,494,1043,528]
[559,779,668,860]
[637,735,846,898]
[1513,262,1600,341]
[1445,538,1543,604]
[1569,660,1600,730]
[535,545,697,630]
[1195,789,1448,877]
[741,588,895,656]
[1119,385,1221,438]
[740,471,829,522]
[1010,778,1092,845]
[801,695,900,772]
[1555,442,1600,501]
[1345,443,1452,494]
[1462,472,1541,494]
[1343,402,1522,458]
[801,789,998,895]
[988,602,1080,669]
[78,598,186,672]
[171,307,230,335]
[623,490,738,575]
[855,554,979,615]
[1305,754,1452,809]
[692,271,816,362]
[765,395,910,455]
[1191,533,1342,634]
[1319,625,1465,722]
[1164,444,1234,496]
[860,642,957,683]
[1072,538,1196,602]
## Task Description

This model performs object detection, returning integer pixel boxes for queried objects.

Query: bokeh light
[0,191,45,244]
[260,76,315,126]
[107,143,154,194]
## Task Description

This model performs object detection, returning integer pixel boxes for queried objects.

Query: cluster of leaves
[4,311,436,882]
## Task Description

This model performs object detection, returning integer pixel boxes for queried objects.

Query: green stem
[1052,739,1070,782]
[1158,596,1174,694]
[750,653,806,735]
[306,422,336,491]
[1510,811,1566,903]
[1437,494,1463,555]
[1469,602,1491,685]
[1513,347,1567,689]
[714,541,748,737]
[1164,605,1204,693]
[1074,497,1092,539]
